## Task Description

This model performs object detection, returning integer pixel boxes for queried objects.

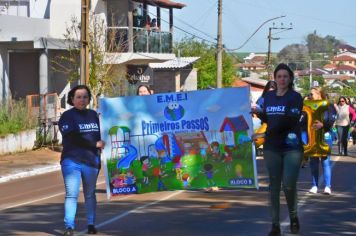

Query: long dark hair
[262,80,277,97]
[67,85,92,106]
[136,85,152,95]
[273,63,295,89]
[338,96,348,105]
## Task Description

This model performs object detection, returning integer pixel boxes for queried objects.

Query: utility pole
[309,60,313,88]
[267,23,292,79]
[80,0,90,85]
[216,0,223,88]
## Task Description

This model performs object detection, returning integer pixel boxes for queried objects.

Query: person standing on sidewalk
[255,63,303,236]
[58,85,105,236]
[303,87,336,195]
[334,96,356,156]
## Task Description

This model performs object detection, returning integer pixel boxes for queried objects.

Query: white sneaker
[309,186,318,194]
[324,187,331,195]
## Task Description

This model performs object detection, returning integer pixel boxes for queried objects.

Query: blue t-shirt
[58,108,101,169]
[260,89,303,151]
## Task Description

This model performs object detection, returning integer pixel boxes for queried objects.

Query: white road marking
[77,190,184,235]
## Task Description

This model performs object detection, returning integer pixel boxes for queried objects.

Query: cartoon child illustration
[140,156,150,184]
[153,167,167,191]
[182,173,190,189]
[235,164,243,178]
[203,163,216,187]
[223,146,233,173]
[172,156,182,180]
[125,170,136,186]
[158,149,168,169]
[210,141,220,161]
[199,143,208,160]
[111,173,126,188]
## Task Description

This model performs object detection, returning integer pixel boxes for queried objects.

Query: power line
[160,4,217,41]
[227,15,286,51]
[145,10,217,45]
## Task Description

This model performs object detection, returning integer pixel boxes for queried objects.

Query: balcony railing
[106,27,172,54]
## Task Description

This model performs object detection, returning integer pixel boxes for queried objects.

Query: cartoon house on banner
[220,116,250,146]
[100,87,258,198]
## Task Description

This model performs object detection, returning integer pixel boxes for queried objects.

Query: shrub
[0,100,37,136]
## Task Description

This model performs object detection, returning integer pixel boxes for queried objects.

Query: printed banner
[99,87,258,198]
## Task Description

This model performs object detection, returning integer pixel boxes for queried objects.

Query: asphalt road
[1,147,356,236]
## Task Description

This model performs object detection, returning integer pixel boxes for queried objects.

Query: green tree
[277,44,309,70]
[174,37,235,89]
[51,15,124,107]
[306,32,341,55]
[297,75,325,95]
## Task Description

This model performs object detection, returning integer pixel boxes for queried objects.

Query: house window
[224,131,234,146]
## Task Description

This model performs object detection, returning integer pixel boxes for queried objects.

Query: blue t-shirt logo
[285,132,299,147]
[61,124,69,131]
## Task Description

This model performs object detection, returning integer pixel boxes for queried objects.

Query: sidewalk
[0,148,61,183]
[0,143,355,184]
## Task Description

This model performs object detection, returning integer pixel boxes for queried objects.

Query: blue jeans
[336,125,349,155]
[309,133,333,188]
[61,158,99,229]
[264,149,303,226]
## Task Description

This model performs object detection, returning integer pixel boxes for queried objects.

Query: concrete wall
[31,0,50,18]
[49,0,108,40]
[152,71,175,93]
[49,0,81,39]
[0,129,36,155]
[0,47,10,102]
[0,15,50,41]
[151,69,198,94]
[180,68,197,91]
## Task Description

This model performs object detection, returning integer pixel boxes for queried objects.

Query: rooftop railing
[106,26,172,54]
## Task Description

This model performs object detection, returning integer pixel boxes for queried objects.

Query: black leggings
[337,125,350,155]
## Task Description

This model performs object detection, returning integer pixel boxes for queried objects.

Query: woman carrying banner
[254,63,303,236]
[302,87,336,195]
[58,85,105,236]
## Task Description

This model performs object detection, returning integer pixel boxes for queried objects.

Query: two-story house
[239,53,267,71]
[0,0,190,106]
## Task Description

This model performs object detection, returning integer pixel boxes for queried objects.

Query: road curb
[0,164,61,183]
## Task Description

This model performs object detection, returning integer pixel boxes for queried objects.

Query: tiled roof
[149,57,199,69]
[250,56,266,62]
[338,44,356,51]
[333,64,356,71]
[220,116,249,132]
[239,63,266,68]
[323,64,337,69]
[232,80,249,87]
[241,77,268,86]
[332,55,356,61]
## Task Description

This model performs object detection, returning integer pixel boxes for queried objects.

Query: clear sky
[166,0,356,53]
